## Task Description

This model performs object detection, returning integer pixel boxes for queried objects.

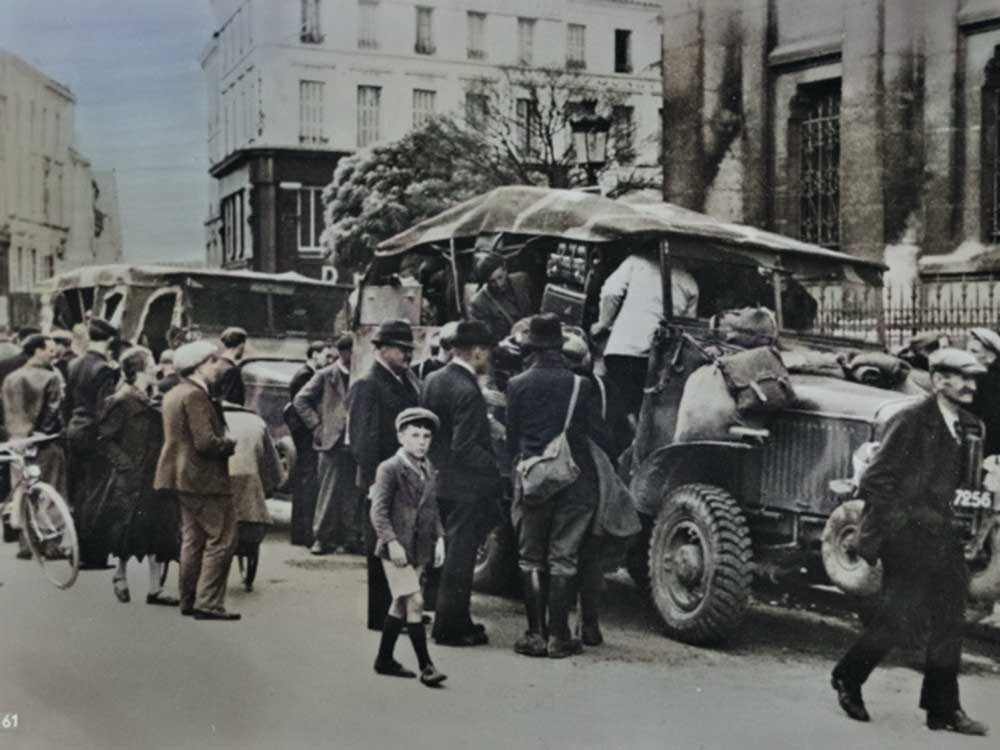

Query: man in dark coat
[966,327,1000,458]
[295,334,358,554]
[422,320,500,646]
[832,348,989,736]
[66,317,120,568]
[286,339,333,546]
[506,314,603,659]
[349,319,420,630]
[154,340,239,620]
[214,326,247,405]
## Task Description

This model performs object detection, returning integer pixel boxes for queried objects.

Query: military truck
[369,186,1000,645]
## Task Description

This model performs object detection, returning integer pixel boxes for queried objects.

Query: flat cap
[87,317,118,341]
[395,406,440,432]
[220,326,248,347]
[929,347,987,375]
[969,328,1000,356]
[174,340,220,374]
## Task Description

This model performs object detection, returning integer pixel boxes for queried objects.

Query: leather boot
[547,575,583,659]
[577,553,604,647]
[514,570,548,657]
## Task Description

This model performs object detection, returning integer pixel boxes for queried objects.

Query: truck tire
[821,500,882,597]
[968,521,1000,601]
[648,483,752,645]
[473,524,519,595]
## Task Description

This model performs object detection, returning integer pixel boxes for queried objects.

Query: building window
[0,246,9,294]
[44,255,54,280]
[301,0,322,43]
[299,80,325,144]
[983,46,1000,244]
[467,12,486,60]
[516,97,538,158]
[567,24,586,70]
[16,247,22,292]
[611,105,635,163]
[413,89,436,128]
[298,187,325,253]
[793,81,841,249]
[415,6,435,55]
[42,157,51,222]
[0,96,6,161]
[465,92,488,129]
[614,29,633,73]
[30,249,37,286]
[359,0,378,49]
[518,18,535,66]
[221,190,247,264]
[357,85,382,147]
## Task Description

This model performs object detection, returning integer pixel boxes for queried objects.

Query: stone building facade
[660,0,1000,277]
[0,51,120,328]
[202,0,663,279]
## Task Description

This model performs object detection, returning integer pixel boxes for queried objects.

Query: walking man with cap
[295,334,359,554]
[349,319,421,630]
[507,313,600,659]
[831,347,989,735]
[66,317,120,568]
[422,320,501,646]
[966,327,1000,458]
[154,340,240,621]
[215,326,248,405]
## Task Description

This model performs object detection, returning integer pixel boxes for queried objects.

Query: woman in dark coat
[100,347,180,605]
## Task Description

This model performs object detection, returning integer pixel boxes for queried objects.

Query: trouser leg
[920,540,968,715]
[147,556,164,596]
[365,493,391,631]
[432,499,485,640]
[312,450,339,548]
[291,445,317,546]
[577,533,604,642]
[193,495,237,613]
[178,500,206,611]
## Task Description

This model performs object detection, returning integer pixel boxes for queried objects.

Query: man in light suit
[154,340,239,621]
[295,334,358,555]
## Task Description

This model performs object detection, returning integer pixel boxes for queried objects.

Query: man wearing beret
[295,334,359,554]
[832,348,988,735]
[66,317,120,568]
[467,254,534,344]
[422,319,500,646]
[214,326,248,406]
[349,319,421,630]
[154,340,240,620]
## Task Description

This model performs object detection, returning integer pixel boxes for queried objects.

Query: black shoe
[547,635,583,659]
[374,659,416,678]
[192,609,241,621]
[580,622,604,647]
[146,593,180,607]
[419,665,447,687]
[927,710,988,736]
[434,631,488,647]
[831,675,870,722]
[514,632,548,657]
[180,607,194,616]
[15,549,31,560]
[470,622,487,635]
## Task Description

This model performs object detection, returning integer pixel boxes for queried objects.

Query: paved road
[2,534,999,750]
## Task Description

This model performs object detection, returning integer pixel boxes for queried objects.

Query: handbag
[516,376,582,506]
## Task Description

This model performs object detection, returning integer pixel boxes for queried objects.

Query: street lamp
[570,99,611,186]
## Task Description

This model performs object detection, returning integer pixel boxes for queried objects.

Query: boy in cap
[369,406,447,687]
[832,347,989,735]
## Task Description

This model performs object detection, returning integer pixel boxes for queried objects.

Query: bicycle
[0,434,79,589]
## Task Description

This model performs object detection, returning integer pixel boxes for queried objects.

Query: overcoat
[154,379,233,497]
[348,361,420,488]
[293,364,350,452]
[66,350,118,447]
[856,395,982,563]
[224,406,284,525]
[422,361,501,503]
[370,450,443,567]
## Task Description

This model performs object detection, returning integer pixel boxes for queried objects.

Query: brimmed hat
[372,319,415,349]
[395,406,440,432]
[438,321,460,350]
[335,333,354,351]
[969,328,1000,356]
[450,320,495,349]
[174,340,220,374]
[929,347,987,375]
[87,317,117,342]
[523,314,563,351]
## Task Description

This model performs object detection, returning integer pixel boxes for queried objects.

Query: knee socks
[407,621,432,671]
[376,615,404,665]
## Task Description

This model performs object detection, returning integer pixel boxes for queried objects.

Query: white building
[0,50,121,329]
[202,0,663,277]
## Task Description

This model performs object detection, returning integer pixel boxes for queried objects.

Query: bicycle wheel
[19,482,79,589]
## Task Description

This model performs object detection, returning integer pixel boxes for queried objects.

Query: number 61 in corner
[1,713,18,731]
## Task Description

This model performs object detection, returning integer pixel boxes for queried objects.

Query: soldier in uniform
[831,348,989,736]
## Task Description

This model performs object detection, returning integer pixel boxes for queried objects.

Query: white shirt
[600,255,699,357]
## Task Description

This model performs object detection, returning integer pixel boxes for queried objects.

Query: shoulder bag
[516,376,582,506]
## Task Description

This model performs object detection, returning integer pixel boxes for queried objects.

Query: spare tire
[821,500,882,596]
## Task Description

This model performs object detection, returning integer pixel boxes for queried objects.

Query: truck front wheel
[648,483,753,645]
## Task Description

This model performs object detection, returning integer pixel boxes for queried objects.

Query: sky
[1,0,215,263]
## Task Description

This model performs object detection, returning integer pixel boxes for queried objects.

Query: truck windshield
[187,284,339,337]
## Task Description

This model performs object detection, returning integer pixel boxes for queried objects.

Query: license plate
[953,489,994,510]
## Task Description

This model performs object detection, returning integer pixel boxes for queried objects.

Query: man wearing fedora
[349,319,421,630]
[507,313,601,659]
[831,348,988,735]
[154,340,240,621]
[422,320,501,646]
